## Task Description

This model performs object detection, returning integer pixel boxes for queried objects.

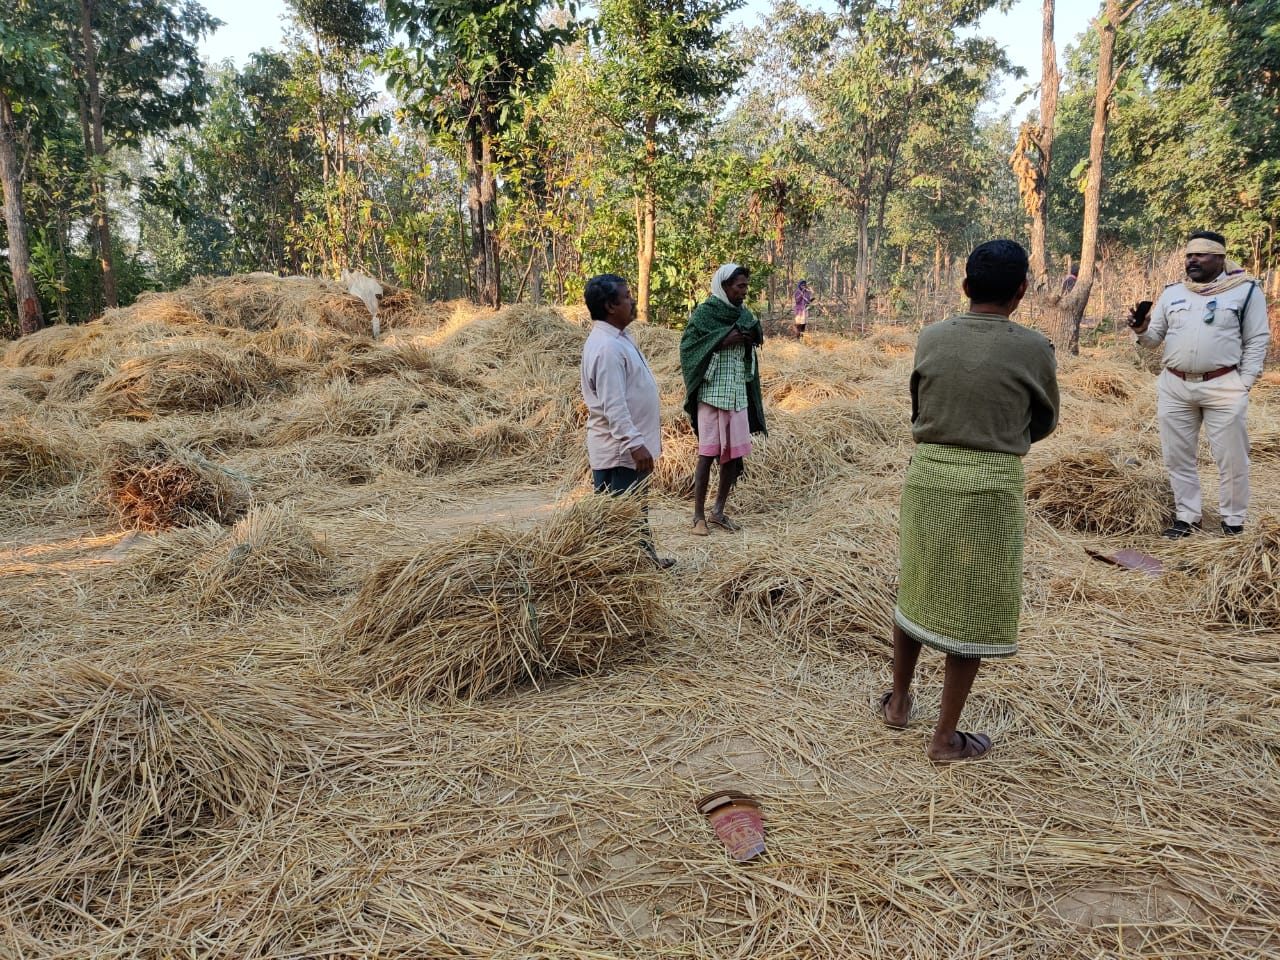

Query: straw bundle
[178,274,444,335]
[1,322,91,368]
[45,358,115,402]
[0,420,79,496]
[1249,429,1280,463]
[336,496,666,701]
[267,376,427,443]
[436,306,583,371]
[90,346,278,417]
[103,290,206,327]
[0,367,51,400]
[128,505,338,616]
[250,323,351,364]
[714,515,898,648]
[1062,361,1138,402]
[242,437,380,488]
[321,341,476,396]
[1026,449,1170,536]
[104,443,250,530]
[380,415,537,475]
[766,378,862,412]
[1176,517,1280,627]
[0,661,341,854]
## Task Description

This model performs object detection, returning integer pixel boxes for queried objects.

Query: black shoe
[1161,520,1198,539]
[1221,523,1244,536]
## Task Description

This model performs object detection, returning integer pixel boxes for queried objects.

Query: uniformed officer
[1128,231,1270,538]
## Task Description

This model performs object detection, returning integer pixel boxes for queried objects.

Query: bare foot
[928,730,992,763]
[879,690,909,730]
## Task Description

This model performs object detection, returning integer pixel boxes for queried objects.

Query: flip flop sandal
[878,690,910,730]
[930,731,993,764]
[691,519,710,536]
[707,513,741,532]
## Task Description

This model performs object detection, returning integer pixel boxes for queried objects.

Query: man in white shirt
[1129,231,1271,538]
[581,274,673,568]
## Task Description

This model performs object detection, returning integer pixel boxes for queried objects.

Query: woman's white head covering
[711,263,742,305]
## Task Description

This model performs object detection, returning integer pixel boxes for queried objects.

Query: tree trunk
[466,126,486,303]
[479,110,501,308]
[1051,0,1133,354]
[0,90,43,336]
[80,0,117,309]
[854,199,871,316]
[636,120,657,324]
[1030,0,1058,285]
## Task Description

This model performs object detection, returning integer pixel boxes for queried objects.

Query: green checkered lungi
[894,443,1025,658]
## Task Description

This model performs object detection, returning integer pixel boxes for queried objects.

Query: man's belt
[1167,364,1237,383]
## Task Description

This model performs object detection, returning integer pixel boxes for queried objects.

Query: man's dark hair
[585,274,628,321]
[727,266,750,284]
[965,239,1030,304]
[1189,230,1227,247]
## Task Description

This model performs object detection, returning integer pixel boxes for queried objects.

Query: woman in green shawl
[679,264,767,536]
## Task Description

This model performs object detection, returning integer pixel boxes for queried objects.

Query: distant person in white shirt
[581,274,674,569]
[1128,230,1270,538]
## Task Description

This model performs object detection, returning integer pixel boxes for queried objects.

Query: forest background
[1,0,1277,351]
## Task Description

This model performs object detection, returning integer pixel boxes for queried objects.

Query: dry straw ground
[1,274,1278,958]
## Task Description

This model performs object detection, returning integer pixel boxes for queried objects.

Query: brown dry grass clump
[90,346,278,418]
[266,376,427,443]
[176,274,438,335]
[0,420,80,496]
[0,367,51,400]
[1,323,91,368]
[104,443,250,530]
[715,511,898,649]
[103,290,207,327]
[380,415,537,475]
[335,496,666,701]
[1062,361,1138,402]
[128,505,338,616]
[1175,516,1280,627]
[45,358,115,402]
[1026,449,1170,536]
[0,661,353,860]
[250,323,350,364]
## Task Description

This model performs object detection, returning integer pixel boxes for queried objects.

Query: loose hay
[127,505,338,616]
[335,496,666,701]
[1061,360,1139,402]
[45,358,115,402]
[715,511,898,648]
[1026,449,1170,536]
[90,346,278,417]
[104,443,250,530]
[0,661,352,857]
[0,420,79,496]
[1175,516,1280,627]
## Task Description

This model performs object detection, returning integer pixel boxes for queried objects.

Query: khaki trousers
[1156,368,1251,526]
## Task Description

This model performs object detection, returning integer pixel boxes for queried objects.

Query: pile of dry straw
[0,273,1277,958]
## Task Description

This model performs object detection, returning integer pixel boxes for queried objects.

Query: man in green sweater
[880,239,1059,762]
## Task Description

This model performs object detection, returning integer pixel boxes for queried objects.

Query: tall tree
[1011,0,1059,287]
[53,0,215,310]
[0,5,61,335]
[382,0,577,308]
[775,0,1012,314]
[283,0,385,274]
[590,0,744,323]
[1052,0,1143,354]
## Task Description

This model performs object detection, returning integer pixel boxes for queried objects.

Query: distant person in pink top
[581,273,674,569]
[793,279,814,338]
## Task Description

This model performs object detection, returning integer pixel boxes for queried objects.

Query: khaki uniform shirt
[1139,276,1270,387]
